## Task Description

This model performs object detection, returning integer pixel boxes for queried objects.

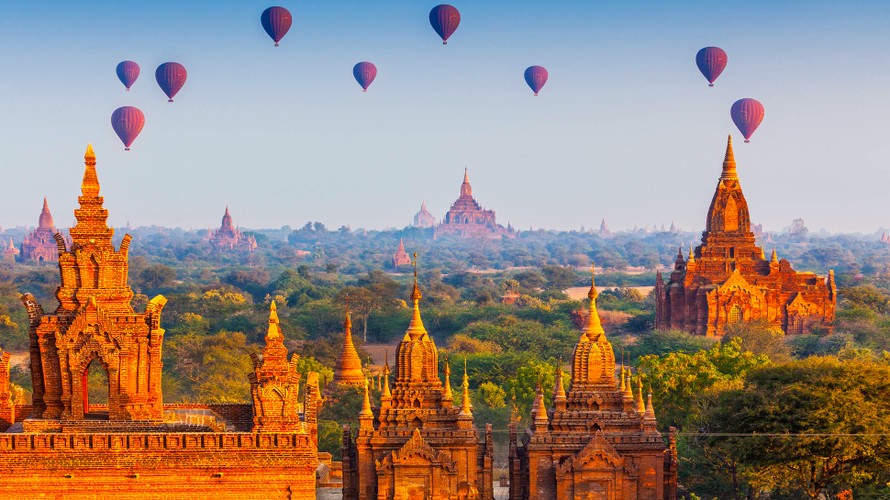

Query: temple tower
[435,169,515,239]
[333,306,366,389]
[21,197,64,263]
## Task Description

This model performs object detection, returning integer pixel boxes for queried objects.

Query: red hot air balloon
[261,6,292,47]
[155,62,187,102]
[730,98,765,143]
[353,62,377,92]
[695,47,727,87]
[524,66,548,96]
[429,4,460,45]
[111,106,145,151]
[116,60,140,91]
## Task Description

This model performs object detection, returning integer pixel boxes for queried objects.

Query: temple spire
[82,144,100,197]
[381,352,391,399]
[38,197,55,230]
[771,248,779,264]
[359,378,373,424]
[460,359,472,416]
[687,246,695,264]
[721,135,738,180]
[553,361,566,403]
[460,168,472,198]
[405,253,428,340]
[266,301,282,341]
[582,264,605,339]
[334,297,365,388]
[443,359,453,401]
[635,377,646,414]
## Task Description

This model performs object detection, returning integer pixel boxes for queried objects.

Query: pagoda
[209,206,257,252]
[21,198,63,264]
[342,256,494,500]
[333,306,366,389]
[510,266,678,499]
[413,201,436,228]
[434,169,515,239]
[655,136,836,336]
[391,238,411,267]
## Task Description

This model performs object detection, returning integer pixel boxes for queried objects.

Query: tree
[138,264,176,291]
[541,265,577,290]
[696,357,890,499]
[722,319,792,362]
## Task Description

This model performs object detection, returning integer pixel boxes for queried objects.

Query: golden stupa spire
[645,392,656,420]
[404,252,428,340]
[582,263,605,339]
[359,378,373,421]
[636,377,646,414]
[81,144,100,197]
[460,359,473,416]
[721,135,738,181]
[687,246,695,264]
[759,246,766,260]
[381,351,391,399]
[623,369,633,400]
[533,384,548,429]
[619,365,626,392]
[334,296,365,386]
[553,361,566,402]
[266,301,282,341]
[443,358,453,401]
[771,248,779,264]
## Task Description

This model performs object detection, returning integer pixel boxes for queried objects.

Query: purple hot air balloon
[111,106,145,151]
[353,62,377,92]
[524,66,548,96]
[116,60,140,91]
[695,47,728,87]
[429,4,461,45]
[155,62,187,102]
[261,6,292,47]
[730,98,765,143]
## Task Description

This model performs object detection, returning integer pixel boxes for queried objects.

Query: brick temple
[333,308,366,389]
[391,238,411,267]
[413,201,436,228]
[434,169,515,239]
[655,136,836,336]
[342,258,494,500]
[21,198,64,264]
[210,206,257,252]
[1,146,320,499]
[510,267,678,499]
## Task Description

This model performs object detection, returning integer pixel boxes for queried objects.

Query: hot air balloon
[261,6,292,46]
[111,106,145,151]
[695,47,727,87]
[116,60,140,91]
[155,62,187,102]
[429,4,460,45]
[524,66,548,96]
[730,98,765,143]
[353,62,377,92]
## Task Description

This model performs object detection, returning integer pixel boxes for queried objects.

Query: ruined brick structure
[510,267,678,500]
[210,206,257,252]
[413,201,436,228]
[434,169,515,239]
[3,146,319,499]
[0,351,13,430]
[333,308,366,389]
[655,136,836,336]
[392,238,411,267]
[342,259,494,500]
[21,198,64,264]
[2,240,18,263]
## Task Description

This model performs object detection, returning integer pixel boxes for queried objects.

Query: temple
[392,238,411,267]
[333,307,366,389]
[413,201,436,228]
[655,136,836,336]
[210,206,257,252]
[434,169,515,239]
[21,198,65,264]
[342,256,494,500]
[5,146,319,499]
[510,266,678,499]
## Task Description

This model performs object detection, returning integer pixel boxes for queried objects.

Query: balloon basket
[443,41,447,45]
[708,83,714,87]
[274,43,279,47]
[363,89,367,93]
[126,88,130,92]
[125,147,130,151]
[744,140,750,143]
[534,93,539,96]
[168,99,174,102]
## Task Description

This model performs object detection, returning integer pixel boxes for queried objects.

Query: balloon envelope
[353,62,377,92]
[429,4,460,44]
[261,6,292,46]
[730,98,765,143]
[695,47,727,86]
[155,62,187,102]
[524,66,548,96]
[111,106,145,151]
[116,60,140,91]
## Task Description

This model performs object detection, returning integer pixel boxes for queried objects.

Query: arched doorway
[83,358,109,419]
[728,305,742,323]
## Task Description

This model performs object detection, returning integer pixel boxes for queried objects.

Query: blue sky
[0,1,887,233]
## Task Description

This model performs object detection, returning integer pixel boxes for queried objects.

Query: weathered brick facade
[342,262,494,499]
[434,169,515,239]
[210,207,257,252]
[510,268,678,500]
[2,146,319,499]
[655,136,836,336]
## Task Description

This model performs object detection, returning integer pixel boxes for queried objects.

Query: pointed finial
[645,392,656,420]
[443,358,453,401]
[623,369,633,399]
[676,246,684,260]
[85,143,95,160]
[533,385,548,427]
[619,366,626,392]
[405,252,428,340]
[266,301,282,340]
[582,263,605,339]
[771,248,779,264]
[721,135,738,180]
[460,358,472,416]
[636,377,646,414]
[687,246,695,264]
[359,378,373,418]
[554,361,566,402]
[81,145,100,197]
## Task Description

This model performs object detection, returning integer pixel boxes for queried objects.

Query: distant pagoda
[655,136,836,336]
[21,198,64,264]
[413,201,436,228]
[434,169,515,239]
[209,206,257,252]
[391,238,411,267]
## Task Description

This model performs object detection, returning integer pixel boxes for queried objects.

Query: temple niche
[434,169,515,239]
[655,136,836,337]
[509,267,678,500]
[342,258,494,500]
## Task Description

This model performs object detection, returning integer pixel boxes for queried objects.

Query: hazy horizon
[1,1,887,232]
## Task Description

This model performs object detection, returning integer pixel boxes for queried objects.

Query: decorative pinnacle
[266,301,282,340]
[636,377,646,414]
[85,143,95,160]
[721,135,738,180]
[443,358,453,400]
[554,361,566,401]
[460,358,472,416]
[687,246,695,264]
[583,263,605,339]
[411,252,421,301]
[645,392,656,420]
[359,378,373,418]
[405,252,428,340]
[771,248,779,264]
[81,144,100,197]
